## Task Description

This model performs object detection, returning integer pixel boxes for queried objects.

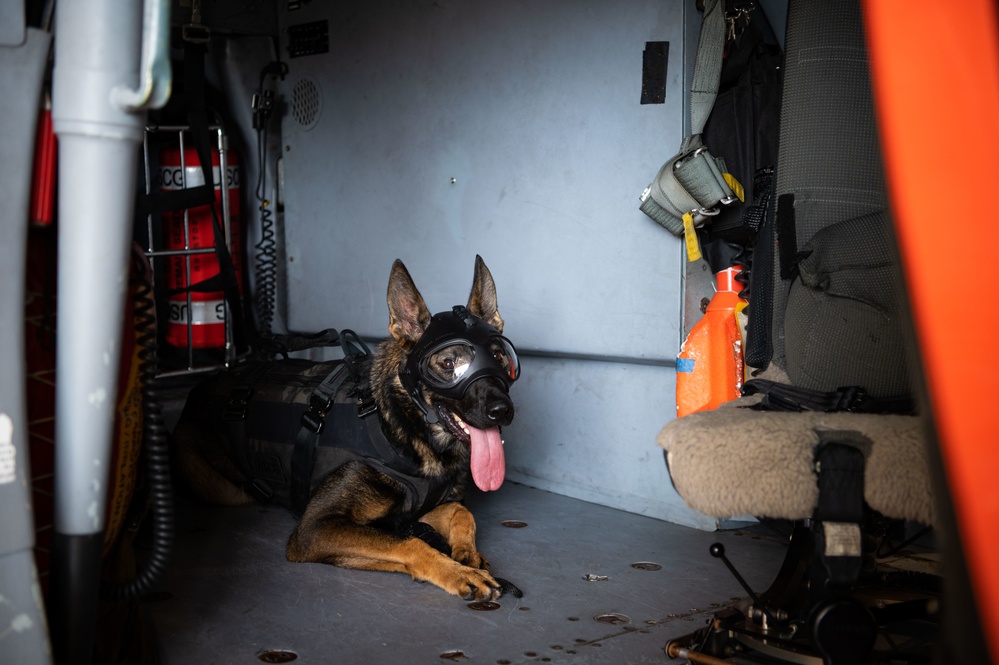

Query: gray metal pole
[50,0,170,662]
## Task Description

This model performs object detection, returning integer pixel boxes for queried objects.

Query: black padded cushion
[784,210,911,398]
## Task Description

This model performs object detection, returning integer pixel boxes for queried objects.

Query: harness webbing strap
[290,362,352,514]
[223,362,277,501]
[216,355,457,520]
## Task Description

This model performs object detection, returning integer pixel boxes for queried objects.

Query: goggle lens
[419,336,519,393]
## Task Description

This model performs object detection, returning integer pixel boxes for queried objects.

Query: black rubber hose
[105,245,174,601]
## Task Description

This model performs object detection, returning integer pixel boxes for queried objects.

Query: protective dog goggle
[402,305,520,405]
[416,335,519,399]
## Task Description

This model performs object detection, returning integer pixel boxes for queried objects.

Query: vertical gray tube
[50,1,144,663]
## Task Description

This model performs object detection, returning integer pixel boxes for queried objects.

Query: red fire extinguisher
[159,145,242,349]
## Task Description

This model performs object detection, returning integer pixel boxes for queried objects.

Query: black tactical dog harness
[203,355,456,518]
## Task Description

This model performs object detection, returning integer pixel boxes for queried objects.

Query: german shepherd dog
[174,256,518,600]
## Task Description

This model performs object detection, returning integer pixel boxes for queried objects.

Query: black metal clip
[223,386,253,421]
[300,409,325,434]
[357,398,377,418]
[835,386,868,412]
[309,390,334,415]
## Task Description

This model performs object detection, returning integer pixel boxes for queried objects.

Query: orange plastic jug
[675,266,747,417]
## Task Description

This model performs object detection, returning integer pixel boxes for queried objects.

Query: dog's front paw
[452,547,490,571]
[450,565,501,601]
[416,549,501,600]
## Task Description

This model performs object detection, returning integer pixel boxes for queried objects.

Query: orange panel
[862,1,999,661]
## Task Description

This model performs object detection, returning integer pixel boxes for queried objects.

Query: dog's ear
[387,259,431,347]
[467,255,504,332]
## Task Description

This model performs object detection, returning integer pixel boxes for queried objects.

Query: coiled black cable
[252,62,285,339]
[253,199,278,338]
[105,245,174,601]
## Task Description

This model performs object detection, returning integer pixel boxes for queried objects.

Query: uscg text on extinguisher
[167,299,227,325]
[157,165,240,190]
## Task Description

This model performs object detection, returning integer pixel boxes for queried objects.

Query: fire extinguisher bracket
[142,124,245,377]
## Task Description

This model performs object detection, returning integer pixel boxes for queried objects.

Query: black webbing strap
[257,328,341,358]
[404,522,452,556]
[742,379,914,414]
[745,180,776,371]
[813,436,867,587]
[776,193,798,280]
[222,362,277,502]
[181,42,251,350]
[142,180,215,216]
[290,361,352,513]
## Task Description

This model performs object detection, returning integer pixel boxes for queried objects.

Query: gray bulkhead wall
[277,0,712,529]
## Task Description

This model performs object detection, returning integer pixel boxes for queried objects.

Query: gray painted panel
[0,0,25,47]
[275,0,700,524]
[503,355,715,529]
[280,0,685,361]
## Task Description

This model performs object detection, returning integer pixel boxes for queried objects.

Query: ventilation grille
[291,78,322,130]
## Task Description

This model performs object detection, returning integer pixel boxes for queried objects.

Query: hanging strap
[180,41,252,351]
[640,0,740,238]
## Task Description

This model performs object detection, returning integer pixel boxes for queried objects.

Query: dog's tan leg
[287,516,501,600]
[419,502,489,570]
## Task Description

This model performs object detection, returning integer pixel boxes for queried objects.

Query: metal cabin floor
[145,482,788,664]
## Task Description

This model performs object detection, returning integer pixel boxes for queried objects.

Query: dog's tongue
[468,424,505,492]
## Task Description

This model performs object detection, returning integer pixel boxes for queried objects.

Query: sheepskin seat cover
[657,395,934,526]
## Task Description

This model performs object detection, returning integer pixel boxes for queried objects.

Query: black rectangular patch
[777,193,798,280]
[641,42,669,104]
[254,451,287,484]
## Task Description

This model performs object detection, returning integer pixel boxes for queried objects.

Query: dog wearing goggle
[175,256,520,600]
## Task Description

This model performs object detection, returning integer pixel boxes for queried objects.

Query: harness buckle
[301,410,325,434]
[357,398,377,418]
[309,391,333,415]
